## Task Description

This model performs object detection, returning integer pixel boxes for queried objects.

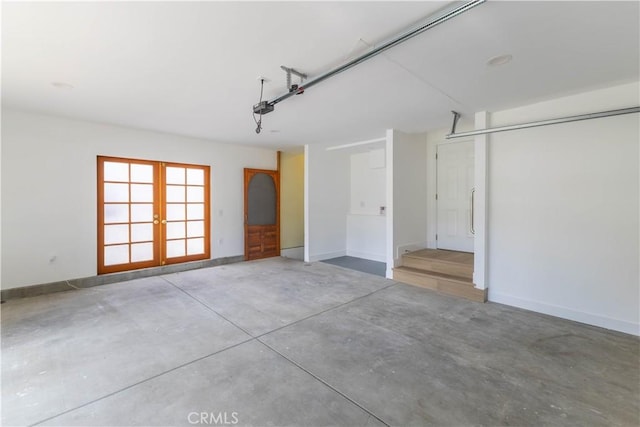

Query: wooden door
[98,157,161,274]
[162,162,211,266]
[98,156,210,274]
[436,141,475,252]
[244,169,280,260]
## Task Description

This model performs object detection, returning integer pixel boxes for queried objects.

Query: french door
[98,156,210,274]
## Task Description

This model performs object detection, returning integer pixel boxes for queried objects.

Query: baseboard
[281,246,304,260]
[489,291,639,336]
[345,250,386,263]
[396,241,428,259]
[307,250,347,262]
[1,255,245,302]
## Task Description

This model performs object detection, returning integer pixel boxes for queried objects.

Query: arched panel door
[244,169,280,260]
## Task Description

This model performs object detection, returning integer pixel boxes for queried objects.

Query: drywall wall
[346,149,386,262]
[304,142,349,262]
[488,81,639,335]
[388,130,428,275]
[346,214,386,262]
[280,151,304,259]
[349,150,386,215]
[1,109,276,289]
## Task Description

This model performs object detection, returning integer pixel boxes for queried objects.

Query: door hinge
[435,193,438,200]
[435,234,438,241]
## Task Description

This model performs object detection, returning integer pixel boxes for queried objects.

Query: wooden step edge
[401,255,474,265]
[393,266,471,284]
[401,254,474,268]
[393,267,487,303]
[400,258,473,278]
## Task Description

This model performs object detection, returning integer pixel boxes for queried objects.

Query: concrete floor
[2,258,638,426]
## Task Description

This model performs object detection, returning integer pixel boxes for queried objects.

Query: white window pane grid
[131,204,154,223]
[187,238,205,255]
[187,221,205,238]
[166,204,186,221]
[104,183,129,202]
[131,242,154,262]
[187,168,204,185]
[131,223,153,242]
[166,239,186,258]
[187,186,204,202]
[104,162,129,182]
[130,164,153,183]
[131,184,153,202]
[166,167,185,184]
[166,185,185,203]
[187,204,204,220]
[104,204,129,224]
[166,221,186,239]
[104,244,129,266]
[104,224,129,245]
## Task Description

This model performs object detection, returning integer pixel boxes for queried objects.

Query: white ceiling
[2,1,639,149]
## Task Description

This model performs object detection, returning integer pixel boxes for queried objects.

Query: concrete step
[392,266,486,302]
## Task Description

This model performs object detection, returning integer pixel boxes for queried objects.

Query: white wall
[487,81,639,335]
[346,149,386,262]
[1,109,276,289]
[346,214,386,262]
[387,130,428,276]
[304,143,349,262]
[349,149,386,215]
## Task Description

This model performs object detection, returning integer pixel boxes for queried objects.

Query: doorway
[436,141,474,252]
[97,156,210,274]
[244,168,280,260]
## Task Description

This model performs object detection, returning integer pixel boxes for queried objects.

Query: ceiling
[2,1,639,149]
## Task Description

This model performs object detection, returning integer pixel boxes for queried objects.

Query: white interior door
[436,141,474,252]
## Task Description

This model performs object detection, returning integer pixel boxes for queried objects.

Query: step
[401,255,473,279]
[392,266,487,302]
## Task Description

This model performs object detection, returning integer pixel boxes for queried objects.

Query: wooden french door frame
[98,156,210,274]
[244,168,280,260]
[97,157,161,274]
[162,161,211,266]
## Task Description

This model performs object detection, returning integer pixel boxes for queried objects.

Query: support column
[473,112,489,289]
[385,129,395,279]
[303,145,310,263]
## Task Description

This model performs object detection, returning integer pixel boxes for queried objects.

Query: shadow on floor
[321,256,386,277]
